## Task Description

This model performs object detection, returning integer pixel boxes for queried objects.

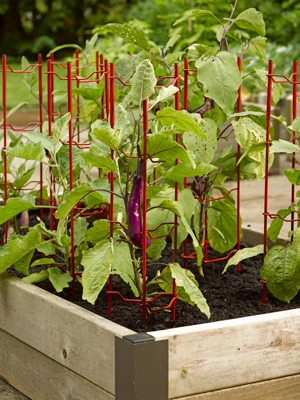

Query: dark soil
[6,210,300,333]
[34,239,300,333]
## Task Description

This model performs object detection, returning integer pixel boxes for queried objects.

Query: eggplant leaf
[82,240,113,304]
[157,263,210,318]
[261,245,300,303]
[196,52,242,116]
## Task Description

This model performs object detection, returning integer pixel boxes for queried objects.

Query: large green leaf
[81,152,117,173]
[284,169,300,185]
[232,117,273,179]
[151,198,202,265]
[146,208,170,260]
[149,86,179,111]
[0,228,41,273]
[100,23,151,51]
[144,134,194,165]
[267,208,292,243]
[156,107,206,139]
[72,87,104,103]
[91,120,122,151]
[157,263,210,318]
[234,8,265,36]
[255,69,282,106]
[247,36,267,59]
[207,195,240,253]
[6,142,45,162]
[82,240,113,304]
[14,250,35,276]
[261,245,300,302]
[125,59,156,106]
[13,166,36,190]
[114,104,130,139]
[271,140,300,154]
[173,9,215,26]
[183,117,218,163]
[23,270,49,284]
[55,185,92,220]
[51,112,71,154]
[74,217,89,247]
[111,242,138,297]
[164,161,215,182]
[23,131,53,153]
[196,52,242,115]
[289,117,300,132]
[48,267,72,292]
[223,245,264,273]
[0,195,36,224]
[85,219,113,243]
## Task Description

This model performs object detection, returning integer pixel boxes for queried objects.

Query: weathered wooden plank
[174,374,300,400]
[0,273,135,395]
[0,328,114,400]
[150,309,300,398]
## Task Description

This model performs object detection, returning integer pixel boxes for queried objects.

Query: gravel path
[0,379,29,400]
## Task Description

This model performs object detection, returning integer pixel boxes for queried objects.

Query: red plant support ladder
[1,52,295,322]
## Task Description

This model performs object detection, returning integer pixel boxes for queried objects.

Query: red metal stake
[236,56,242,272]
[107,63,115,316]
[2,55,8,243]
[263,60,273,304]
[38,54,44,222]
[142,99,149,324]
[172,63,180,321]
[291,61,298,235]
[67,62,76,295]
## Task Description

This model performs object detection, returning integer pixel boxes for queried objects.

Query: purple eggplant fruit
[127,148,150,248]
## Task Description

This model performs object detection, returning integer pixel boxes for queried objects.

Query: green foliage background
[1,0,300,58]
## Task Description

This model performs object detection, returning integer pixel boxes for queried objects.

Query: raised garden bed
[1,228,300,400]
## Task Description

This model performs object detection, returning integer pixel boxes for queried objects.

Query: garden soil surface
[6,212,300,333]
[33,238,300,333]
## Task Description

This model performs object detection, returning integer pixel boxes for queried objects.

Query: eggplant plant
[224,117,300,303]
[0,1,281,318]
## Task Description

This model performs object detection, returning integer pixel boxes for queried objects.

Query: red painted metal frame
[181,58,241,266]
[106,63,181,323]
[2,51,296,322]
[262,60,299,303]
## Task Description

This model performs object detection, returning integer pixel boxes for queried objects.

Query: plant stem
[129,241,143,299]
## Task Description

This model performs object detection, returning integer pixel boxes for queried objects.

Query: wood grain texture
[174,374,300,400]
[0,273,135,395]
[0,328,114,400]
[150,309,300,398]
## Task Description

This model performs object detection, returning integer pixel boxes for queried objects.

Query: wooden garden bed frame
[0,229,299,400]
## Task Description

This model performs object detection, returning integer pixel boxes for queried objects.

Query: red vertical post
[105,59,110,120]
[142,99,149,323]
[183,58,189,269]
[75,49,80,142]
[107,63,115,316]
[2,55,8,243]
[47,59,55,231]
[50,52,55,118]
[291,60,298,234]
[99,54,105,119]
[263,60,273,304]
[67,62,76,294]
[172,63,180,320]
[236,56,242,272]
[38,54,44,222]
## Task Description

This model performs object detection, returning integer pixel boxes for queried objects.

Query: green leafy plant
[0,1,281,319]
